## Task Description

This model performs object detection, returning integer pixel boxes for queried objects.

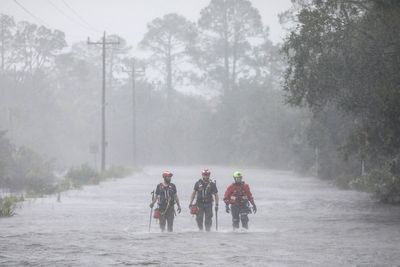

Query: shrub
[350,165,400,204]
[12,147,56,195]
[100,165,132,179]
[65,164,100,188]
[0,195,22,217]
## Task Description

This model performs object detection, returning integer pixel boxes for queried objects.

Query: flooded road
[1,166,400,266]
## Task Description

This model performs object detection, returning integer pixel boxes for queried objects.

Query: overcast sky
[1,0,292,48]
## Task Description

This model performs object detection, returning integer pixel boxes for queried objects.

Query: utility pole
[87,32,119,172]
[315,146,319,177]
[123,59,145,168]
[1,18,5,73]
[131,60,137,167]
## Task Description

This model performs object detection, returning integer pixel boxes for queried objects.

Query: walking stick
[215,180,218,231]
[148,190,155,232]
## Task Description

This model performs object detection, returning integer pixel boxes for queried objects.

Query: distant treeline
[0,1,305,171]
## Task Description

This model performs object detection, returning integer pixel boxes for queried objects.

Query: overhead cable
[13,0,51,28]
[47,0,95,33]
[60,0,101,33]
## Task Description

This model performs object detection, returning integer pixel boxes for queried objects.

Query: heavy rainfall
[1,0,400,266]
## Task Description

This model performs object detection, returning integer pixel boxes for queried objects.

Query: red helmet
[202,169,211,177]
[162,171,173,178]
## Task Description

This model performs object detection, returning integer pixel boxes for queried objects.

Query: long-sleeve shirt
[223,182,255,206]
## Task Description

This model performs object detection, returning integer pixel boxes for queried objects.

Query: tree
[0,14,16,73]
[13,21,66,79]
[139,13,197,103]
[197,0,263,94]
[0,131,14,188]
[282,0,400,186]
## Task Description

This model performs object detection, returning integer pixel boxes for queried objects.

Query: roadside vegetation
[282,0,400,203]
[1,0,400,209]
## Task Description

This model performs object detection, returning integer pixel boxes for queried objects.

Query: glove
[252,205,257,214]
[225,204,230,213]
[149,203,154,208]
[215,204,219,212]
[177,206,181,214]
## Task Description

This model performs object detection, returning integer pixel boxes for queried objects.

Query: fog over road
[1,166,400,266]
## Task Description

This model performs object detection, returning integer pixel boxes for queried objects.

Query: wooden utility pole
[123,59,145,167]
[87,32,119,172]
[131,60,137,167]
[315,146,319,177]
[1,19,5,72]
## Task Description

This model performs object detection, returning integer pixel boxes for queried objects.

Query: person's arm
[245,184,257,213]
[212,182,219,206]
[189,190,196,207]
[223,185,232,205]
[214,193,219,212]
[175,194,182,213]
[223,185,232,213]
[244,184,255,206]
[214,193,219,205]
[150,192,159,208]
[150,185,160,208]
[150,185,159,208]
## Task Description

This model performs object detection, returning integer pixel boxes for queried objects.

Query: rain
[1,0,400,266]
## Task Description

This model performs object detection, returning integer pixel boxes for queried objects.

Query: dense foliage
[282,0,400,202]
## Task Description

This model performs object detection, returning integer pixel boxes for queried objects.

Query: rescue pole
[215,180,218,231]
[148,190,155,232]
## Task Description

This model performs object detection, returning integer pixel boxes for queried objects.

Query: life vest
[227,183,249,204]
[232,185,247,203]
[196,179,217,205]
[198,180,211,202]
[157,183,176,207]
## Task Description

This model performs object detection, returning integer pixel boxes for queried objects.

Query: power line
[12,0,51,28]
[47,0,94,33]
[60,0,101,33]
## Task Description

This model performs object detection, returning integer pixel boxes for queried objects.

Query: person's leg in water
[204,203,213,231]
[239,203,250,229]
[159,208,167,232]
[240,212,249,229]
[166,206,175,232]
[231,204,240,229]
[196,204,205,231]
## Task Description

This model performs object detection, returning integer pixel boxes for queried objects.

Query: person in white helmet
[189,169,219,231]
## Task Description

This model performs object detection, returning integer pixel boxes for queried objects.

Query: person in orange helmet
[150,171,181,232]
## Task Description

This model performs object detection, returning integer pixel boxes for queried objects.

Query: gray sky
[1,0,292,47]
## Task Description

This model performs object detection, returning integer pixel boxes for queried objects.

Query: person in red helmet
[188,169,219,231]
[224,171,257,229]
[150,171,182,232]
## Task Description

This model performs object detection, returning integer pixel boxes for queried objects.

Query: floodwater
[1,166,400,266]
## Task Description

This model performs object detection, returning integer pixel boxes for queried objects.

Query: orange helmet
[162,171,173,178]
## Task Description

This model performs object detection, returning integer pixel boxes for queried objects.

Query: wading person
[188,169,219,231]
[149,171,182,232]
[224,171,257,230]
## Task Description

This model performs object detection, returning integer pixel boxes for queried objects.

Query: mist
[1,0,400,266]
